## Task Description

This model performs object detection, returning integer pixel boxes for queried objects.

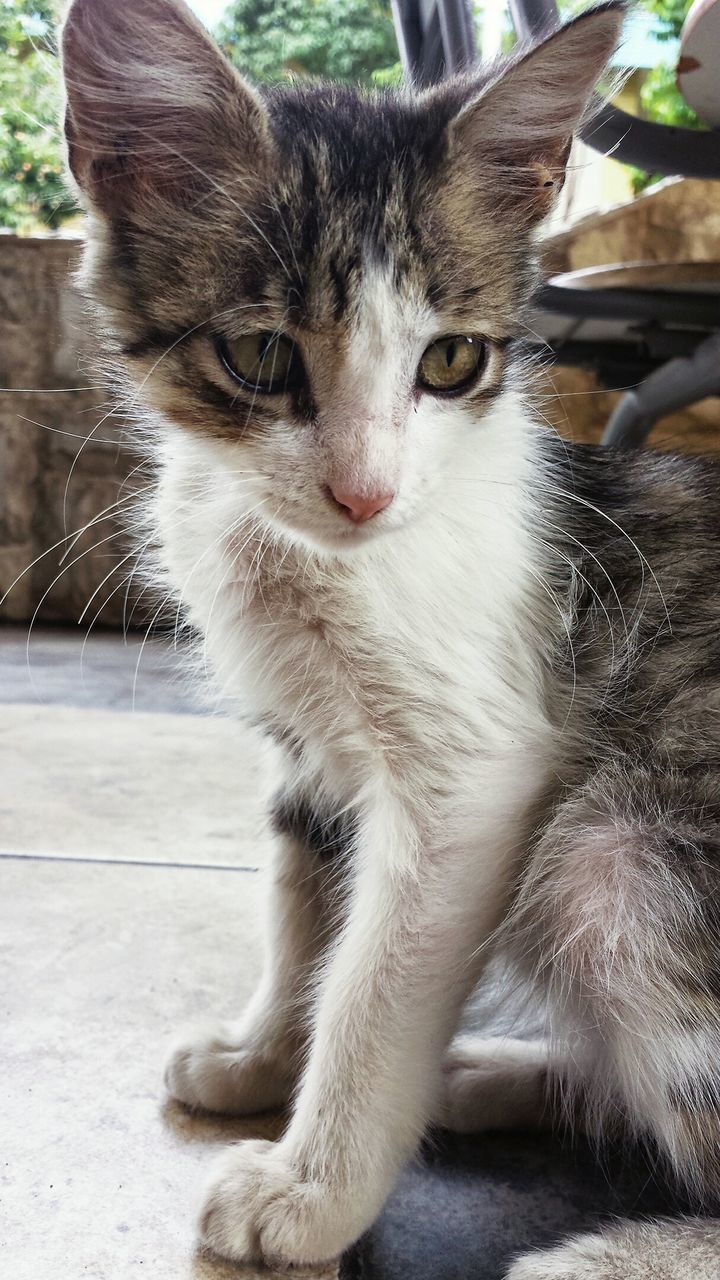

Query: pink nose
[330,487,395,524]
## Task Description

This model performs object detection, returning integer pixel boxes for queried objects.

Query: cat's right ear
[446,3,624,223]
[61,0,272,216]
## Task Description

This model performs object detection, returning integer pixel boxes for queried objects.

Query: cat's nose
[329,487,395,524]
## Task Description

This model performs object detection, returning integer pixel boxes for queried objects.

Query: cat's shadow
[161,1096,287,1146]
[188,1243,335,1280]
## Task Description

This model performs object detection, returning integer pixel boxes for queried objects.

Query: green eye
[417,335,486,394]
[217,332,302,393]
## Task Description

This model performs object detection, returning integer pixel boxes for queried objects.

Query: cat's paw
[164,1020,295,1115]
[435,1037,549,1134]
[199,1140,367,1268]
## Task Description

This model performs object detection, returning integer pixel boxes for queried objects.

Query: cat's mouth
[268,503,396,557]
[248,482,402,557]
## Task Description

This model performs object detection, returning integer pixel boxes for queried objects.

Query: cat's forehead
[264,85,458,196]
[224,84,518,334]
[251,89,449,318]
[106,82,524,349]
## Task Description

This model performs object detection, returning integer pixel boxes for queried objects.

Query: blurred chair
[391,0,720,447]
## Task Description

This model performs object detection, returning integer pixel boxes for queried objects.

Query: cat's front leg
[198,795,518,1267]
[165,792,348,1115]
[506,1218,720,1280]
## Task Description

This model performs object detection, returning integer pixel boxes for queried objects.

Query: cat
[60,0,720,1274]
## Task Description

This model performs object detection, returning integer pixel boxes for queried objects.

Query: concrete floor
[1,624,336,1280]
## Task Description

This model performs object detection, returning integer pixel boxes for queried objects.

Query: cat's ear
[60,0,272,216]
[448,3,624,220]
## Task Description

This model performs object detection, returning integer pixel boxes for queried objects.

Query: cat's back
[546,439,720,767]
[551,439,720,541]
[546,438,720,612]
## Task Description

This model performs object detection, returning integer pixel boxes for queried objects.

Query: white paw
[164,1019,294,1115]
[199,1140,368,1268]
[435,1037,549,1134]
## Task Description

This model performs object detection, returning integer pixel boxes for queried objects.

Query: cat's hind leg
[502,763,720,1278]
[435,1036,554,1133]
[164,792,351,1114]
[506,1218,720,1280]
[509,761,720,1196]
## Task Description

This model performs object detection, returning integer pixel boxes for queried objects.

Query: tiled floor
[1,625,336,1280]
[0,624,200,713]
[1,703,272,865]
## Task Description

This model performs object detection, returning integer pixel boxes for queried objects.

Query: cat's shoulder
[543,436,720,520]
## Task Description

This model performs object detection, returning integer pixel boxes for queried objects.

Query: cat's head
[61,0,622,555]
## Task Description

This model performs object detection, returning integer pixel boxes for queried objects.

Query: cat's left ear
[60,0,273,217]
[448,3,624,220]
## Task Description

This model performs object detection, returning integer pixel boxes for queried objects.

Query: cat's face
[91,88,530,555]
[61,0,621,555]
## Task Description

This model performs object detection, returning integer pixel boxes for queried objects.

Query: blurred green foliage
[0,0,76,231]
[218,0,400,84]
[643,0,691,37]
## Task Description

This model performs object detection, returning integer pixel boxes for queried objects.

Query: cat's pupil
[445,341,455,368]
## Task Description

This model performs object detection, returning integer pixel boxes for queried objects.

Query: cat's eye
[217,333,303,394]
[417,336,486,394]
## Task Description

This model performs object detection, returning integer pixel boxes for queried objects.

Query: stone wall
[1,182,718,625]
[0,232,146,627]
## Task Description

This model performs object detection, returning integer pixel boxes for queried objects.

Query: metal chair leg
[601,330,720,449]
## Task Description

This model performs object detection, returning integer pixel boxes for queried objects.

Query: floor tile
[1,856,337,1280]
[0,624,199,714]
[0,704,275,867]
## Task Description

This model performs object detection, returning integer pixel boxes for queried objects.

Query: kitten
[61,0,720,1275]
